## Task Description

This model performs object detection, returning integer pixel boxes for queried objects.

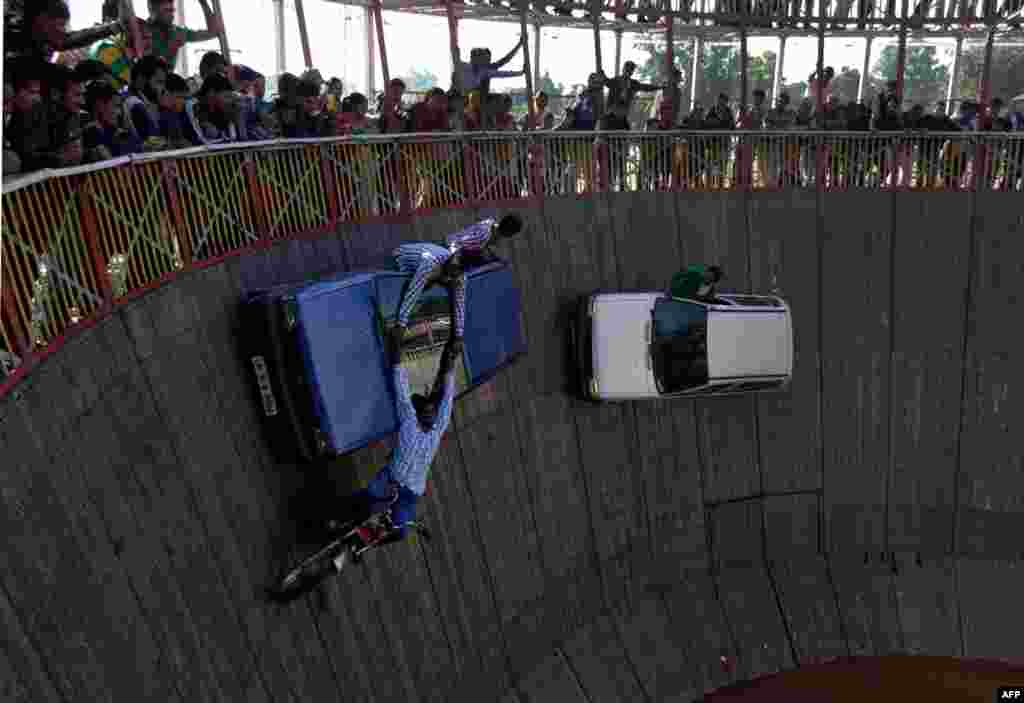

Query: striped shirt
[386,366,456,496]
[445,218,497,255]
[394,242,467,332]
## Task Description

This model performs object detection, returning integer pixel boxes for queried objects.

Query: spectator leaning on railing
[82,80,142,162]
[124,55,169,148]
[335,92,371,134]
[6,59,76,169]
[194,73,243,143]
[159,72,202,148]
[47,63,87,166]
[284,79,334,139]
[411,87,450,133]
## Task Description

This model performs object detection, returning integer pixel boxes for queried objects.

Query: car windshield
[650,299,709,394]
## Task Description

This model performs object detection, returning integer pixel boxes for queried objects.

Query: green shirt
[142,21,200,68]
[670,265,710,300]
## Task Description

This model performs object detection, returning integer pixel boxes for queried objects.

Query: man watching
[137,0,224,70]
[83,81,142,161]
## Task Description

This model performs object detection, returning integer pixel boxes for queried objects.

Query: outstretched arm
[634,80,664,92]
[396,251,445,327]
[429,275,465,391]
[490,37,524,69]
[450,274,467,339]
[427,371,457,441]
[393,366,417,427]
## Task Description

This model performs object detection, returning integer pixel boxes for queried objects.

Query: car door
[461,263,525,385]
[292,273,394,454]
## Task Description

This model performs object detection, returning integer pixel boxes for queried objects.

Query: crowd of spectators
[2,0,1022,183]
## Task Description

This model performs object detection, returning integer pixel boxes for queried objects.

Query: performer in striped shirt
[389,214,522,339]
[338,271,466,555]
[445,213,523,268]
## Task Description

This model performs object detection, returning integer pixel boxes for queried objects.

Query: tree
[400,67,438,92]
[632,39,694,84]
[537,70,566,97]
[869,45,949,107]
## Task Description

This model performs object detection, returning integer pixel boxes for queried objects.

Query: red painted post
[294,0,314,68]
[446,0,462,94]
[895,0,909,107]
[244,154,272,245]
[318,145,341,224]
[593,137,608,192]
[160,160,192,268]
[528,140,545,198]
[77,175,113,313]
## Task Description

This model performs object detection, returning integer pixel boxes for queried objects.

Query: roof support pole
[294,0,313,68]
[534,21,542,88]
[446,0,462,94]
[895,0,909,103]
[945,35,962,115]
[857,34,871,103]
[273,0,286,76]
[366,7,376,97]
[772,34,785,103]
[373,2,390,84]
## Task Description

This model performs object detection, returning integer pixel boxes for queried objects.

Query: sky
[66,0,956,96]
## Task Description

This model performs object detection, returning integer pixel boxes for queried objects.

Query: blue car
[241,259,525,461]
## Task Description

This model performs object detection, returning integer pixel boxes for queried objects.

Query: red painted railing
[1,130,1021,394]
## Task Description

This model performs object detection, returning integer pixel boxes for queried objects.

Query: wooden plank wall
[2,190,1023,702]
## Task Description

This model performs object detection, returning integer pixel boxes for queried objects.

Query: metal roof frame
[329,0,1022,41]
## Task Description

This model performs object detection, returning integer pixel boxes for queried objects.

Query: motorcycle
[271,508,432,601]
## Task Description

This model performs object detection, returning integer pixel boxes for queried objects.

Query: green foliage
[872,45,949,84]
[869,45,949,106]
[631,39,693,83]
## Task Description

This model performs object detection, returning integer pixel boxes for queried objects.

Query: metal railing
[1,130,1021,388]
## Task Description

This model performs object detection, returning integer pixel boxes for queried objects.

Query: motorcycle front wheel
[276,540,351,598]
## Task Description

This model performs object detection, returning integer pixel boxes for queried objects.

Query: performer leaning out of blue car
[339,269,465,553]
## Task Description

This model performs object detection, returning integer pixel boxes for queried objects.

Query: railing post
[242,152,271,245]
[593,136,608,193]
[528,136,545,198]
[160,160,192,268]
[77,175,113,313]
[398,138,415,215]
[463,138,480,205]
[319,143,341,225]
[816,133,827,192]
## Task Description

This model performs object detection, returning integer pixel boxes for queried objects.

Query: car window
[652,298,708,340]
[723,295,782,308]
[652,330,708,395]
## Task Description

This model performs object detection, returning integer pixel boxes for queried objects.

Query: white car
[570,292,794,401]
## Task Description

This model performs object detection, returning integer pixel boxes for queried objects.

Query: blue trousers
[351,467,418,537]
